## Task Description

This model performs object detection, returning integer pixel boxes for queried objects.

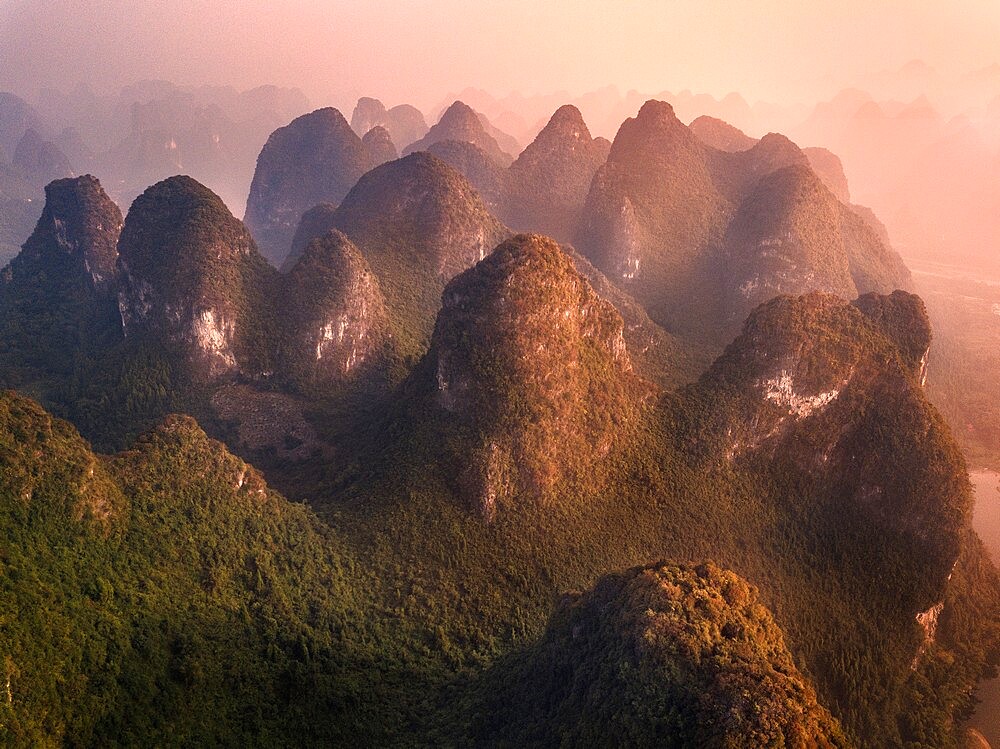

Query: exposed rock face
[8,175,121,289]
[689,114,757,152]
[501,105,611,243]
[280,230,390,386]
[280,202,339,273]
[426,234,639,519]
[723,164,858,314]
[350,97,428,150]
[699,292,966,597]
[361,125,398,167]
[244,107,376,265]
[478,561,846,747]
[403,101,513,166]
[118,176,277,379]
[426,139,507,210]
[579,100,911,339]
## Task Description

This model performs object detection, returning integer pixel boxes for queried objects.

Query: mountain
[473,561,846,746]
[0,389,384,746]
[425,139,507,210]
[281,202,339,272]
[11,128,73,187]
[279,229,391,388]
[0,92,46,155]
[689,114,757,151]
[576,99,730,327]
[578,100,910,341]
[418,233,642,519]
[500,104,611,243]
[243,107,377,265]
[690,114,853,205]
[350,96,428,149]
[0,175,123,384]
[298,152,510,355]
[361,124,397,166]
[696,289,965,595]
[403,101,514,166]
[118,176,278,380]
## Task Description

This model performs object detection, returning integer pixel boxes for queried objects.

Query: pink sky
[1,0,999,109]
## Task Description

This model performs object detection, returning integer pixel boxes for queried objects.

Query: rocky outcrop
[477,561,846,747]
[280,230,390,387]
[577,100,728,298]
[6,175,121,289]
[118,176,277,379]
[244,107,376,265]
[0,175,124,377]
[403,101,513,166]
[697,292,967,598]
[425,234,640,519]
[501,105,610,243]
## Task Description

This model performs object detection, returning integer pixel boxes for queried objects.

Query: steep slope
[117,176,278,380]
[501,104,611,243]
[11,128,73,187]
[722,165,911,320]
[698,292,963,588]
[279,230,391,388]
[425,139,507,211]
[403,101,513,166]
[243,107,375,265]
[418,234,642,519]
[280,202,339,272]
[361,124,398,166]
[690,115,852,202]
[0,175,123,385]
[689,113,757,152]
[803,146,851,202]
[474,562,846,747]
[0,390,380,746]
[576,99,729,328]
[322,152,510,354]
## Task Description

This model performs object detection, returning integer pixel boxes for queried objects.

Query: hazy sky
[1,0,999,109]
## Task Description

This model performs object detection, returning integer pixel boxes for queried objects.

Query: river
[967,470,1000,744]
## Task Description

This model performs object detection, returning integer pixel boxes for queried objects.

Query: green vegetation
[0,169,997,746]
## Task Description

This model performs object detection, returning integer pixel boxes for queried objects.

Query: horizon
[2,0,1000,114]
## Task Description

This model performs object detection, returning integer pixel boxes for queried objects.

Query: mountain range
[0,88,997,748]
